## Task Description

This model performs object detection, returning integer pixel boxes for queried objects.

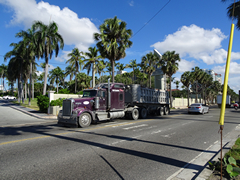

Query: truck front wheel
[164,106,169,115]
[131,109,139,120]
[78,113,92,128]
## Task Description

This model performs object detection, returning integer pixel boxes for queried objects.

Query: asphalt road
[0,102,239,180]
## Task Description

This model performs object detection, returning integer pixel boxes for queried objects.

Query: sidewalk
[5,101,57,120]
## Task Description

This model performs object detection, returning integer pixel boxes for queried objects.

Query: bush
[50,98,65,107]
[37,95,49,113]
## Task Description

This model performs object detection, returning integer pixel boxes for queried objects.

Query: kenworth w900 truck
[58,80,169,128]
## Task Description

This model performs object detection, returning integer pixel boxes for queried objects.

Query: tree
[0,64,8,92]
[48,66,64,93]
[66,48,85,94]
[191,66,203,103]
[174,80,180,89]
[33,21,64,95]
[116,63,127,83]
[94,16,133,83]
[65,65,74,82]
[16,26,37,104]
[181,71,193,107]
[222,0,240,29]
[96,60,106,84]
[127,59,138,83]
[83,47,102,88]
[160,51,181,108]
[140,52,160,88]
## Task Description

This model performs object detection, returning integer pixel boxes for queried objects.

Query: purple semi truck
[58,80,169,128]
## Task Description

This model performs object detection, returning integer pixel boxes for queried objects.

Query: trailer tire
[158,107,164,116]
[78,113,92,128]
[131,108,139,120]
[140,108,147,119]
[164,106,169,115]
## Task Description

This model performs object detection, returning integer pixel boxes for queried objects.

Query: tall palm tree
[181,71,193,107]
[16,27,37,105]
[83,47,102,88]
[191,66,203,103]
[66,48,85,94]
[140,52,160,88]
[33,21,64,95]
[160,51,181,108]
[127,59,138,83]
[94,16,133,83]
[48,66,65,93]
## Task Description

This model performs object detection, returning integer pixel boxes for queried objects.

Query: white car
[3,95,16,100]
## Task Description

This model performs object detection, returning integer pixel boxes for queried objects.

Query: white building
[0,85,3,91]
[202,69,222,84]
[116,70,127,75]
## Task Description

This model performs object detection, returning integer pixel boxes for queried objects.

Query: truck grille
[62,99,72,116]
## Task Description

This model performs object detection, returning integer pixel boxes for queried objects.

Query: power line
[132,0,171,38]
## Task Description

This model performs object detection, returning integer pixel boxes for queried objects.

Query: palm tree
[127,59,138,83]
[65,65,74,81]
[15,27,37,105]
[96,60,106,83]
[174,80,180,89]
[83,47,103,88]
[66,48,85,94]
[221,0,240,29]
[94,16,133,83]
[48,66,65,93]
[140,52,160,88]
[180,71,193,107]
[116,63,127,83]
[160,51,181,108]
[191,66,204,103]
[0,64,8,92]
[33,21,64,95]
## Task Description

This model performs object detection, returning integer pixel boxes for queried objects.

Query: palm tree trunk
[169,76,172,108]
[18,78,20,103]
[32,77,34,100]
[92,62,95,88]
[111,60,115,83]
[57,83,59,93]
[25,83,27,100]
[29,62,32,105]
[187,87,190,107]
[75,72,77,94]
[43,57,49,95]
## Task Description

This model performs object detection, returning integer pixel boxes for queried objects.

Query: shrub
[50,98,65,107]
[37,95,49,113]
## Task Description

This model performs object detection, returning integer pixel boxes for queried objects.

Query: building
[116,70,127,75]
[202,69,222,84]
[0,85,3,91]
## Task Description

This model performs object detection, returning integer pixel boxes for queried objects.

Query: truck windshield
[82,90,97,97]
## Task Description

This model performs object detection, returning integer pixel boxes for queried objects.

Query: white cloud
[129,1,134,6]
[213,62,240,75]
[178,59,196,73]
[55,50,71,62]
[0,0,99,52]
[150,24,240,65]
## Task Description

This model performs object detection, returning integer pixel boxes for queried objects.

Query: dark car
[188,103,209,114]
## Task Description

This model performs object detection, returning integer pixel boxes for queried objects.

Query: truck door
[98,90,107,111]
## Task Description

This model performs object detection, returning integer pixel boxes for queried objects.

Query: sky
[0,0,240,93]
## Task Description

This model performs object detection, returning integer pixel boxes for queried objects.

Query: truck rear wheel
[78,113,92,128]
[140,108,147,119]
[131,108,139,120]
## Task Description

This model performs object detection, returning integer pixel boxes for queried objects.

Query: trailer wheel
[140,108,147,119]
[158,107,164,116]
[78,113,92,128]
[164,106,169,115]
[131,108,139,120]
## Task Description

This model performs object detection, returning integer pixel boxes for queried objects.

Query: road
[0,101,240,180]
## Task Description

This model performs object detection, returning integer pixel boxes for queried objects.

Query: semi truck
[58,80,169,128]
[217,94,231,108]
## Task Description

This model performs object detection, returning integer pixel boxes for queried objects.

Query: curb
[10,105,57,120]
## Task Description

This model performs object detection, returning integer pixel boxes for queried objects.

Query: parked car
[188,103,209,114]
[3,95,16,100]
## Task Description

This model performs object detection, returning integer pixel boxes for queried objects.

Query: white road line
[123,124,148,130]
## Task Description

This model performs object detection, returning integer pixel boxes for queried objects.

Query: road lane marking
[0,114,183,146]
[123,124,148,130]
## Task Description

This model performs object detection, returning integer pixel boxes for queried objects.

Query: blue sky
[1,0,240,93]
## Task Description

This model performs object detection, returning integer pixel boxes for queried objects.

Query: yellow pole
[219,23,235,126]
